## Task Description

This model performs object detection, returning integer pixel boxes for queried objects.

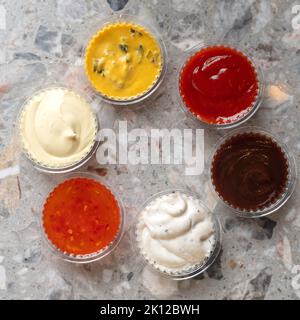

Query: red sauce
[43,178,121,256]
[179,46,259,125]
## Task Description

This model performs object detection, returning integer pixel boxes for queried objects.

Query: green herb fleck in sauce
[119,44,129,53]
[130,28,143,37]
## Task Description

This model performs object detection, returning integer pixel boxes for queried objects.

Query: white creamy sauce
[137,192,216,273]
[20,88,97,167]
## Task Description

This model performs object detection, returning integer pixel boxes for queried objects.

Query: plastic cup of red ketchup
[178,43,264,129]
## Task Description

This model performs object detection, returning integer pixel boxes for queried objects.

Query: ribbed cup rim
[209,126,297,218]
[177,43,265,129]
[135,189,222,280]
[40,172,125,263]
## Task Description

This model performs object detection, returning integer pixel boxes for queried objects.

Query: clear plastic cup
[39,172,125,263]
[178,43,265,129]
[134,189,222,280]
[18,84,100,174]
[84,14,168,106]
[209,127,297,218]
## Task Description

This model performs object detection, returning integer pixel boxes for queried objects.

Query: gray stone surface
[0,0,300,299]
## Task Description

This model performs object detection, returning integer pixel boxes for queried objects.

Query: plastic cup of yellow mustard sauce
[84,15,168,105]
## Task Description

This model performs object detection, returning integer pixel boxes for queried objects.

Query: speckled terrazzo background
[0,0,300,300]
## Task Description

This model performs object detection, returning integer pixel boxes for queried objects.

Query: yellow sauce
[85,22,162,100]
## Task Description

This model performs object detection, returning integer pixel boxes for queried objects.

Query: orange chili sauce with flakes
[43,178,121,256]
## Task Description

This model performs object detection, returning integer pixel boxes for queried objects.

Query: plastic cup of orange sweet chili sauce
[40,173,125,263]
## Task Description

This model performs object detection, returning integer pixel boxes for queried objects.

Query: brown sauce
[211,133,289,211]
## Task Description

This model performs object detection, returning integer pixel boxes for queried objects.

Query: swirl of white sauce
[137,192,215,272]
[21,88,97,167]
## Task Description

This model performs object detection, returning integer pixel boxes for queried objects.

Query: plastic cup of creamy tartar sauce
[135,189,222,280]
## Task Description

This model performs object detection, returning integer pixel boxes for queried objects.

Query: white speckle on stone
[132,177,140,185]
[0,165,20,179]
[120,281,131,290]
[172,38,202,51]
[18,222,40,243]
[74,57,83,67]
[122,110,137,123]
[12,254,23,263]
[285,208,297,222]
[282,29,300,49]
[265,85,293,111]
[282,226,289,234]
[204,181,218,211]
[39,269,73,299]
[167,168,180,185]
[120,264,129,273]
[112,286,121,295]
[112,281,131,296]
[276,236,293,270]
[0,265,6,290]
[224,279,249,300]
[251,1,273,34]
[262,246,276,257]
[0,51,5,64]
[292,213,300,229]
[142,266,178,298]
[16,267,29,276]
[57,0,88,22]
[179,279,191,290]
[284,137,291,147]
[102,269,113,283]
[0,5,6,30]
[284,208,300,229]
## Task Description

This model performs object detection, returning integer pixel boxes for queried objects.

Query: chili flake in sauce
[43,178,121,256]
